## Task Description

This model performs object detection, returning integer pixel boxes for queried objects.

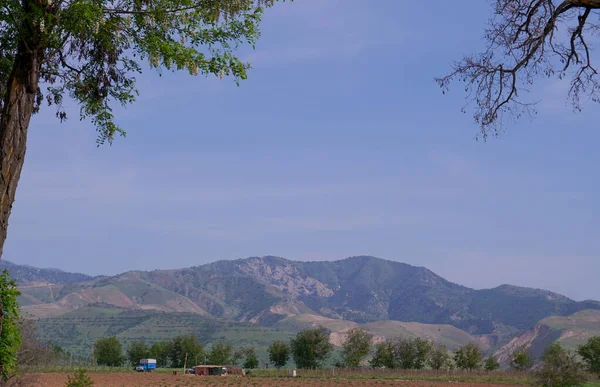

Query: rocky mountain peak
[237,257,334,298]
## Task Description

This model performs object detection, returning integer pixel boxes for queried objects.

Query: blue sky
[4,0,600,301]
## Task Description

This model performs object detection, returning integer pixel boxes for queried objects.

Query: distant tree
[126,341,149,367]
[535,343,586,387]
[94,337,124,367]
[484,356,501,371]
[167,335,203,368]
[149,342,169,368]
[391,337,415,369]
[342,328,373,368]
[290,326,333,369]
[231,348,244,367]
[412,338,433,370]
[17,317,60,366]
[0,270,21,381]
[454,343,482,371]
[429,344,451,371]
[376,336,432,370]
[437,0,600,139]
[268,341,290,369]
[370,340,395,369]
[243,347,260,369]
[578,336,600,376]
[511,348,534,371]
[207,343,233,365]
[52,344,65,355]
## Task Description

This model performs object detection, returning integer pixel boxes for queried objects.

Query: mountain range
[4,256,599,360]
[0,260,95,285]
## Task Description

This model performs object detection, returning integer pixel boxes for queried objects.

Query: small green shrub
[484,356,500,371]
[511,349,534,371]
[0,270,21,381]
[65,369,94,387]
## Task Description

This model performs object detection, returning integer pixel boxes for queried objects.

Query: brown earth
[6,373,531,387]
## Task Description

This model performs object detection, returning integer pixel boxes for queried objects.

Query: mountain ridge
[9,255,599,338]
[0,260,97,285]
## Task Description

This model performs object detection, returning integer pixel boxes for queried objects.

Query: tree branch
[437,0,600,138]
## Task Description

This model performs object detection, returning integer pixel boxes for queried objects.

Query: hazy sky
[4,0,600,301]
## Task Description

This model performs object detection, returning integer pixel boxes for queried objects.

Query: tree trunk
[0,24,43,261]
[0,2,47,375]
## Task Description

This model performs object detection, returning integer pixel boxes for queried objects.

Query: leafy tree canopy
[484,356,501,371]
[166,334,203,368]
[578,336,600,376]
[268,340,289,369]
[290,326,333,370]
[535,343,587,387]
[0,0,278,144]
[429,344,451,371]
[511,348,534,371]
[242,346,259,369]
[454,343,482,371]
[126,341,149,367]
[93,336,124,367]
[148,341,169,368]
[342,328,372,368]
[370,340,395,369]
[369,336,432,370]
[207,342,233,365]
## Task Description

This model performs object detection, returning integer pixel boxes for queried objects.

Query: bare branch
[437,0,600,139]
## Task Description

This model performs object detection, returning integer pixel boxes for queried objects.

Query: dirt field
[7,373,532,387]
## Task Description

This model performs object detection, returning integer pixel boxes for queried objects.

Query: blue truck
[135,358,157,372]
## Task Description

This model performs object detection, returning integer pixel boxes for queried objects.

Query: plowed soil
[8,373,531,387]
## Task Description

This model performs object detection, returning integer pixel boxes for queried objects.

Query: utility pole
[183,353,188,375]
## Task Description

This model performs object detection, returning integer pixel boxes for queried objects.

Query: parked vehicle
[135,358,157,372]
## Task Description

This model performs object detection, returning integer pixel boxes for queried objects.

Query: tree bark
[0,5,44,361]
[0,12,43,261]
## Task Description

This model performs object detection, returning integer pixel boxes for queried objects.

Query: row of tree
[92,325,600,381]
[268,324,600,381]
[93,335,259,369]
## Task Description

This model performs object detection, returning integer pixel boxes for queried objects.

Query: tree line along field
[16,324,600,387]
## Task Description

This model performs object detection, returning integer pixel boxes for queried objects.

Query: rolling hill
[493,309,600,364]
[269,313,487,349]
[13,256,600,336]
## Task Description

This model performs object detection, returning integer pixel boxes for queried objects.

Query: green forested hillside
[34,305,294,360]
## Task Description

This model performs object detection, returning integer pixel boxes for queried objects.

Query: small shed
[192,365,244,376]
